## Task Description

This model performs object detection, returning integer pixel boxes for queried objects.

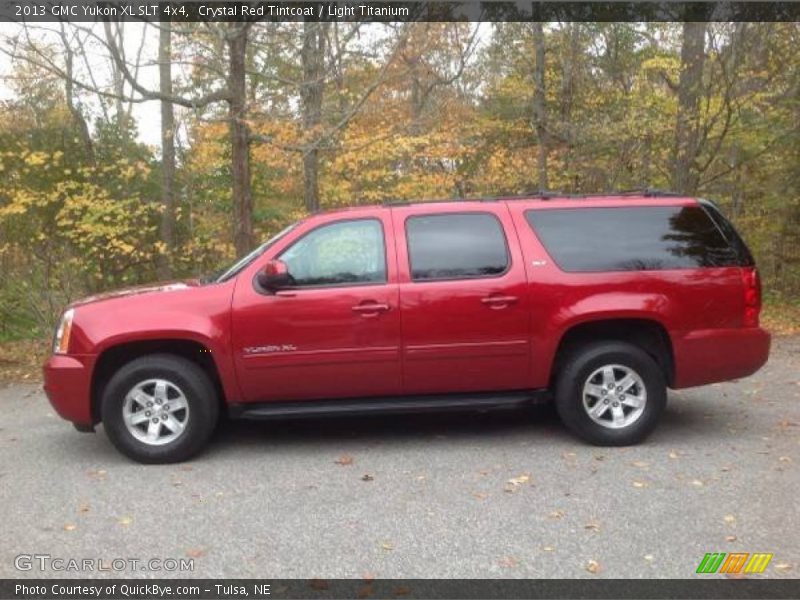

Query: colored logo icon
[696,552,773,574]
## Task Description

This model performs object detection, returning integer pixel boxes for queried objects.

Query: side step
[229,391,543,421]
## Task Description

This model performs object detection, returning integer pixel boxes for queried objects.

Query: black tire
[101,354,219,463]
[554,341,666,446]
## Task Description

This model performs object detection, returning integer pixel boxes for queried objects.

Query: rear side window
[406,213,509,281]
[525,206,741,273]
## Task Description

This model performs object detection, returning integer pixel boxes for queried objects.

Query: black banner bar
[5,1,800,23]
[3,579,800,600]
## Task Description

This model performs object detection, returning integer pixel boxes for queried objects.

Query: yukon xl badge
[243,344,298,355]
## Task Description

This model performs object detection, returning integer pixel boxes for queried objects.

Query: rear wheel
[101,354,219,463]
[554,341,666,446]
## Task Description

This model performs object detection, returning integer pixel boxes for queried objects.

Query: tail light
[741,267,761,327]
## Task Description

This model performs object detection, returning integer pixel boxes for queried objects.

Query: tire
[101,354,219,463]
[554,341,666,446]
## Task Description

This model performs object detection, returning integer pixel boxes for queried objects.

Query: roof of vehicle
[313,190,697,216]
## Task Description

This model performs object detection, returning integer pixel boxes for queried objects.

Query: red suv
[44,194,770,463]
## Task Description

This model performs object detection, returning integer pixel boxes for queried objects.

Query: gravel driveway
[1,336,798,579]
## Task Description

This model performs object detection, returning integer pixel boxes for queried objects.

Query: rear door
[231,213,402,402]
[392,203,531,394]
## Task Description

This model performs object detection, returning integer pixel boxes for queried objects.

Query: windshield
[212,223,299,283]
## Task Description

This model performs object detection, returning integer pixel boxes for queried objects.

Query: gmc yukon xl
[44,193,771,463]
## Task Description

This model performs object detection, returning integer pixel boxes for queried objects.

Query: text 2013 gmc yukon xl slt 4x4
[44,194,770,463]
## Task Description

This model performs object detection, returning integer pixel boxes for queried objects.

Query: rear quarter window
[525,206,741,273]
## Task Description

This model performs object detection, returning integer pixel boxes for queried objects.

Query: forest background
[1,21,798,377]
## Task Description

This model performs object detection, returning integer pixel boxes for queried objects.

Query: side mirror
[257,259,291,292]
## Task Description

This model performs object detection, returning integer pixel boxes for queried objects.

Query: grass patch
[762,301,800,336]
[0,339,49,383]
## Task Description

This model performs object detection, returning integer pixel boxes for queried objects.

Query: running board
[229,391,543,421]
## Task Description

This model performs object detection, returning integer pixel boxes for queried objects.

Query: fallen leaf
[644,554,654,562]
[63,523,76,532]
[691,479,704,487]
[561,452,577,460]
[584,522,601,532]
[725,535,737,542]
[774,562,792,573]
[504,473,532,493]
[586,559,601,574]
[309,580,329,591]
[118,516,133,527]
[186,549,206,558]
[380,541,394,551]
[78,503,90,514]
[594,455,606,461]
[361,474,374,482]
[357,584,372,599]
[87,469,107,481]
[179,465,193,472]
[724,514,737,525]
[362,573,376,583]
[542,546,555,552]
[335,454,354,466]
[630,460,649,468]
[668,450,681,459]
[548,510,565,519]
[472,492,488,500]
[632,480,648,488]
[498,556,518,568]
[779,456,791,463]
[507,473,531,486]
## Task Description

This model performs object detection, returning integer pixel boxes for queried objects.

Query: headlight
[53,308,75,354]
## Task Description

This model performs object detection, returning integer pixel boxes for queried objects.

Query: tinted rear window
[525,206,740,272]
[406,213,509,280]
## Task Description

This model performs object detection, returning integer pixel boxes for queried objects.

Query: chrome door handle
[352,302,390,315]
[481,295,518,308]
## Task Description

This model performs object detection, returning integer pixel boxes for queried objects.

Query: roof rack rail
[380,188,682,207]
[614,188,681,198]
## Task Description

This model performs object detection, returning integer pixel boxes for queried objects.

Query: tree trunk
[531,22,549,191]
[301,21,327,213]
[228,24,254,256]
[62,42,95,166]
[560,23,580,189]
[672,22,706,194]
[157,20,176,279]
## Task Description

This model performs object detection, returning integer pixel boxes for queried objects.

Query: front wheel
[101,354,219,463]
[554,341,667,446]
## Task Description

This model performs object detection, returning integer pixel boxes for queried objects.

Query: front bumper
[672,326,771,389]
[43,354,96,427]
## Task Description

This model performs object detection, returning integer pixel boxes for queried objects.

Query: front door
[391,205,532,394]
[231,214,401,402]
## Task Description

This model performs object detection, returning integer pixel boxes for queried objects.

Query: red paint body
[43,196,771,428]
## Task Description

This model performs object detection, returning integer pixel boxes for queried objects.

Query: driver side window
[279,219,387,287]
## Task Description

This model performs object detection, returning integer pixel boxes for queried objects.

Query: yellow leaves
[23,151,49,167]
